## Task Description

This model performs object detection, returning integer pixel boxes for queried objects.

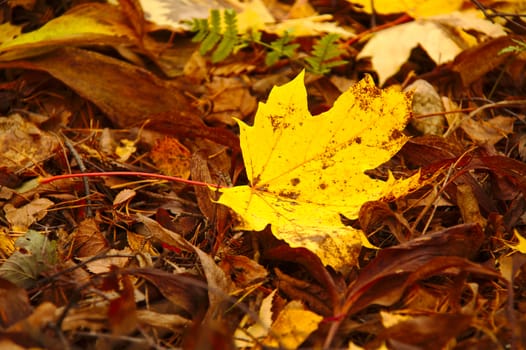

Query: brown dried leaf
[126,268,208,319]
[5,302,59,348]
[461,115,514,146]
[0,114,59,172]
[452,35,524,86]
[205,77,257,125]
[113,188,137,206]
[456,183,486,229]
[0,278,32,328]
[150,137,191,178]
[219,254,267,289]
[71,218,109,258]
[379,312,472,349]
[4,198,54,232]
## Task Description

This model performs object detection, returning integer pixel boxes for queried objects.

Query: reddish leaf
[342,223,486,315]
[379,313,472,349]
[125,267,208,320]
[107,274,137,335]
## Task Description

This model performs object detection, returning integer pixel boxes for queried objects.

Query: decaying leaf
[150,137,192,178]
[218,70,420,270]
[0,230,58,288]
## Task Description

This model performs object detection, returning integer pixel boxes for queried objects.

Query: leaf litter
[0,0,525,349]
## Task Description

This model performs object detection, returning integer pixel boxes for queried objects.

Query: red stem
[39,171,225,189]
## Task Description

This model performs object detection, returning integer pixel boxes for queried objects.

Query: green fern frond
[305,33,347,74]
[265,31,300,66]
[188,18,209,42]
[499,39,526,55]
[199,9,222,55]
[188,9,240,62]
[188,10,346,74]
[212,9,239,62]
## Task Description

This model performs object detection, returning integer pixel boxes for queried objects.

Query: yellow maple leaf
[347,0,463,18]
[217,71,419,271]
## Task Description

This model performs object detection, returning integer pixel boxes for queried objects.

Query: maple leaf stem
[39,172,224,188]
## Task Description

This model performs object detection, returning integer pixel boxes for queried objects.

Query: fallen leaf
[357,12,506,84]
[115,138,137,162]
[451,35,526,86]
[347,0,464,17]
[342,224,489,315]
[218,70,419,270]
[150,137,192,178]
[262,300,323,349]
[107,274,137,335]
[506,229,526,254]
[461,115,514,146]
[113,189,137,206]
[219,254,267,288]
[379,312,472,349]
[234,289,275,348]
[4,198,54,232]
[140,0,241,32]
[71,218,109,258]
[0,3,139,61]
[4,302,58,348]
[0,278,33,327]
[0,47,240,150]
[266,15,355,38]
[0,230,58,288]
[0,114,59,173]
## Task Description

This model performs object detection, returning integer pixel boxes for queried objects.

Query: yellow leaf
[263,300,322,349]
[266,15,355,38]
[347,0,463,18]
[115,139,137,162]
[505,229,526,254]
[218,71,418,270]
[0,3,138,61]
[234,289,276,347]
[236,0,275,33]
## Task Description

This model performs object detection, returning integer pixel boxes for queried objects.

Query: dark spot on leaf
[279,190,299,200]
[290,178,300,186]
[319,183,328,190]
[256,183,269,191]
[356,137,361,144]
[391,129,403,139]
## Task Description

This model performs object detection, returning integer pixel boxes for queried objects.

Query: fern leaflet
[266,31,300,66]
[305,33,347,75]
[212,9,239,62]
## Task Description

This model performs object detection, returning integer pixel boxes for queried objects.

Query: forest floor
[0,1,526,349]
